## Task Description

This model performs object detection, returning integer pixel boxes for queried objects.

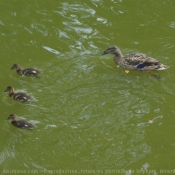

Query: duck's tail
[156,64,170,70]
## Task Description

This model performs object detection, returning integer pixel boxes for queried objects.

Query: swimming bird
[6,114,35,129]
[100,46,169,71]
[4,86,33,102]
[10,64,42,78]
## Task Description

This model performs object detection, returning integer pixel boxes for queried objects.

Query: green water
[1,0,175,174]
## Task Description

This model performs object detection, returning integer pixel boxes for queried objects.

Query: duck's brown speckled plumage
[4,86,33,103]
[7,114,35,129]
[11,64,42,78]
[100,46,169,71]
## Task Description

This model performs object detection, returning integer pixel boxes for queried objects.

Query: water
[1,0,175,174]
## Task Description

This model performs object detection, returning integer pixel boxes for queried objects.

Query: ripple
[170,22,175,28]
[72,27,93,34]
[42,45,60,55]
[0,148,15,165]
[61,2,96,16]
[0,20,4,25]
[96,17,107,24]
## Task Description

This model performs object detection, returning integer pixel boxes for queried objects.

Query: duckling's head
[10,64,21,70]
[4,86,15,93]
[100,46,122,56]
[6,114,17,121]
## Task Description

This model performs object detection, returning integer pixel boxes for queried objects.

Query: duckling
[4,86,33,102]
[11,64,42,78]
[100,46,169,71]
[6,114,35,129]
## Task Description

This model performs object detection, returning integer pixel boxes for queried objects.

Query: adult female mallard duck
[10,64,42,78]
[100,46,169,71]
[4,86,33,102]
[6,114,35,129]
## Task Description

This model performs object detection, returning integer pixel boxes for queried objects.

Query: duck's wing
[124,53,160,69]
[13,120,34,129]
[144,57,160,64]
[22,68,42,76]
[12,92,33,102]
[123,53,148,65]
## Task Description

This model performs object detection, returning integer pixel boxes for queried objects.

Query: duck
[4,86,33,102]
[100,46,169,71]
[10,63,42,78]
[6,114,35,129]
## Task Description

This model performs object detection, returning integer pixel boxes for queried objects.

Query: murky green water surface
[1,0,175,174]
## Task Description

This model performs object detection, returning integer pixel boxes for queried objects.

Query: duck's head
[10,64,21,70]
[4,86,15,93]
[100,45,122,56]
[6,114,17,121]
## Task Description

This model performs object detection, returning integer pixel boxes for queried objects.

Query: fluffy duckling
[100,46,169,71]
[6,114,35,129]
[4,86,33,102]
[11,64,42,78]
